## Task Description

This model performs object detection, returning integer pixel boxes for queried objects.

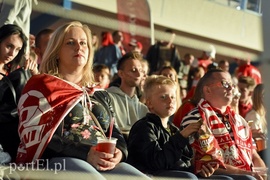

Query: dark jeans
[153,170,198,180]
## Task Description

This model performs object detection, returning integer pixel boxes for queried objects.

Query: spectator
[235,58,262,85]
[173,76,204,128]
[138,59,150,104]
[0,0,36,57]
[112,30,126,55]
[178,53,195,99]
[16,21,151,180]
[94,31,122,77]
[0,24,38,78]
[93,64,111,89]
[192,44,216,72]
[238,76,256,118]
[174,74,241,128]
[108,58,149,104]
[127,75,231,179]
[218,59,230,72]
[34,28,54,65]
[181,69,266,180]
[245,84,267,164]
[92,32,99,54]
[129,41,143,55]
[0,24,29,162]
[0,24,27,78]
[107,51,148,136]
[184,66,205,102]
[146,29,181,75]
[159,66,182,110]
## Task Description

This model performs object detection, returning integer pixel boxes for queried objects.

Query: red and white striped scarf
[198,99,253,171]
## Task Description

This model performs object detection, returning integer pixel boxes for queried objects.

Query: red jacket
[237,64,262,84]
[173,100,195,128]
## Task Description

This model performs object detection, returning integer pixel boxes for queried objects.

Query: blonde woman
[16,21,151,179]
[245,84,267,162]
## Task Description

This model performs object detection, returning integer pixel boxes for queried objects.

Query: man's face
[205,72,234,106]
[219,62,229,72]
[118,59,143,88]
[35,33,52,59]
[184,55,194,65]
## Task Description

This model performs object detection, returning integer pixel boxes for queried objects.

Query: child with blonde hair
[127,75,226,179]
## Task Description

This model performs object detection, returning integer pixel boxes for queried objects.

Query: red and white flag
[16,74,88,164]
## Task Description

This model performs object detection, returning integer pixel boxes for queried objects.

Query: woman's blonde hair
[40,21,94,86]
[252,84,267,132]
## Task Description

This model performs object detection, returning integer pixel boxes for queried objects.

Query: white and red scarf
[197,99,253,171]
[16,74,95,164]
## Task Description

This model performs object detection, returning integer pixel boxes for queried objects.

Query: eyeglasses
[208,80,235,89]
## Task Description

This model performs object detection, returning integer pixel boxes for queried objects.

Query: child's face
[147,84,177,119]
[238,82,252,102]
[94,69,110,89]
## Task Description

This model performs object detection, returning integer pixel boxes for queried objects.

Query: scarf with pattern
[197,98,253,171]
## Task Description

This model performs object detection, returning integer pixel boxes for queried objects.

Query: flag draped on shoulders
[16,74,93,164]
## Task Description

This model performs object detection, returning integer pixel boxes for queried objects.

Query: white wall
[70,0,263,59]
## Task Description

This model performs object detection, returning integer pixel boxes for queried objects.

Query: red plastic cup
[255,138,267,152]
[96,137,117,154]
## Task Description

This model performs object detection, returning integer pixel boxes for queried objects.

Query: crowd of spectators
[0,2,268,179]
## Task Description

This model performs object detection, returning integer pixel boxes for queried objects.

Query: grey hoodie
[107,86,149,131]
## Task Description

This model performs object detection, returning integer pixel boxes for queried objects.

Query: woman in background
[245,84,267,164]
[159,66,182,110]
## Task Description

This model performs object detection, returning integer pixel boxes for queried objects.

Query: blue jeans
[152,170,198,179]
[49,157,105,180]
[48,157,151,180]
[226,174,256,180]
[199,174,256,180]
[102,162,152,179]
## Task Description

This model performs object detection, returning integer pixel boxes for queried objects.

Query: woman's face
[58,27,89,73]
[0,34,23,64]
[160,68,176,81]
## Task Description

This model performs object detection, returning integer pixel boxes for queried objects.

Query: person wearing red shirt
[173,76,204,127]
[236,59,262,85]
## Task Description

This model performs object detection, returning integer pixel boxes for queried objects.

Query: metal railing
[212,0,262,14]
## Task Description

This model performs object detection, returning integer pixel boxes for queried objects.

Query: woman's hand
[86,146,122,171]
[109,148,122,164]
[24,58,39,75]
[199,163,219,177]
[252,129,267,139]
